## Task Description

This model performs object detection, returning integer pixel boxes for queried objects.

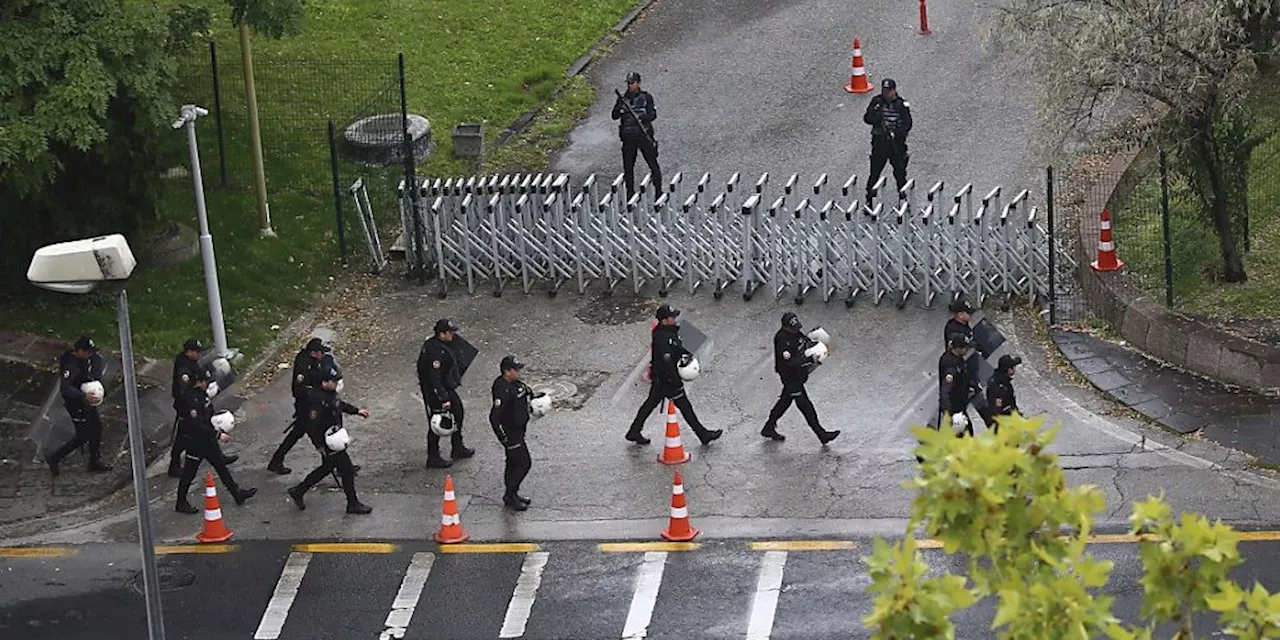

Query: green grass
[1110,74,1280,319]
[2,0,637,360]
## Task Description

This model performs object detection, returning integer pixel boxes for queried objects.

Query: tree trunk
[1188,122,1249,283]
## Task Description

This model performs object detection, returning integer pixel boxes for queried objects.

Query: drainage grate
[130,563,197,594]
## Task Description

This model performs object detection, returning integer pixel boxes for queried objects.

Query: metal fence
[393,171,1076,310]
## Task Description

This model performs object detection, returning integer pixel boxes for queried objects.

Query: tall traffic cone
[657,400,691,465]
[845,39,874,94]
[196,471,234,543]
[434,474,470,544]
[1091,208,1125,272]
[660,470,699,541]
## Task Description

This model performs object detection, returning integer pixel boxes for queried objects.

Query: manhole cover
[130,564,196,594]
[530,380,578,400]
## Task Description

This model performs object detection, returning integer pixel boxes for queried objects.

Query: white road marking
[621,551,668,639]
[254,552,311,639]
[379,552,436,640]
[499,551,551,638]
[746,551,788,640]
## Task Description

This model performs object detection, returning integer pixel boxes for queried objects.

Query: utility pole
[239,22,275,238]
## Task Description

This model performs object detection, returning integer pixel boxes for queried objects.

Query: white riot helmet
[80,381,105,406]
[210,357,232,379]
[530,394,552,418]
[806,327,832,346]
[430,412,456,437]
[335,379,344,395]
[950,413,970,436]
[677,354,701,381]
[803,341,829,363]
[324,425,351,452]
[211,410,235,434]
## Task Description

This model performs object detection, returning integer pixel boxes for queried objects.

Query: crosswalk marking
[380,552,435,640]
[254,552,311,640]
[499,552,550,638]
[621,551,668,639]
[746,551,788,639]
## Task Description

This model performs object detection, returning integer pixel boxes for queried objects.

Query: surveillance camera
[27,234,136,294]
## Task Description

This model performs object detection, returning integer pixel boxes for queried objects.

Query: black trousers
[177,436,242,504]
[867,137,908,197]
[268,401,309,468]
[764,380,825,437]
[499,438,532,498]
[425,388,466,459]
[172,410,231,469]
[622,136,662,199]
[50,405,104,466]
[627,384,710,438]
[298,449,359,504]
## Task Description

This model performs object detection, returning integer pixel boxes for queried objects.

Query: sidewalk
[1053,329,1280,466]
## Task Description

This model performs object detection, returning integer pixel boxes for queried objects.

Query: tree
[864,415,1280,639]
[223,0,307,239]
[0,0,209,284]
[994,0,1267,283]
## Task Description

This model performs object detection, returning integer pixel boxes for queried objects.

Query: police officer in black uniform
[490,355,540,511]
[939,333,976,437]
[174,367,256,513]
[625,304,722,446]
[612,71,662,200]
[45,337,111,476]
[169,338,236,478]
[986,354,1022,431]
[267,337,329,474]
[762,313,841,445]
[944,299,974,347]
[286,362,373,514]
[418,319,475,469]
[862,78,913,205]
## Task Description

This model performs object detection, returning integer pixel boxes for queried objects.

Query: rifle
[614,89,659,154]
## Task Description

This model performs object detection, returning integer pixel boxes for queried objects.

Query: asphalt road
[4,537,1280,639]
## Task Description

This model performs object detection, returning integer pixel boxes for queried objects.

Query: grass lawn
[1110,72,1280,320]
[1,0,637,361]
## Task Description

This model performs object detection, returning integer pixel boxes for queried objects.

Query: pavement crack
[1108,465,1129,520]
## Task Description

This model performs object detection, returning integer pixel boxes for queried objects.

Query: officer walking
[286,363,373,514]
[174,368,256,513]
[762,313,841,445]
[939,333,976,437]
[45,337,112,476]
[169,338,236,478]
[862,78,913,205]
[986,354,1022,431]
[268,337,329,474]
[944,299,974,346]
[418,319,475,469]
[625,305,722,446]
[612,71,663,200]
[489,355,540,511]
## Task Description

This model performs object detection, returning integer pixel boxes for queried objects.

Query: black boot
[175,501,199,514]
[287,485,307,510]
[452,446,475,460]
[504,494,529,511]
[818,430,841,445]
[233,487,257,506]
[45,453,60,477]
[346,500,373,514]
[221,454,239,465]
[88,461,113,472]
[267,462,292,475]
[625,430,651,445]
[698,429,723,445]
[425,456,452,469]
[760,426,786,442]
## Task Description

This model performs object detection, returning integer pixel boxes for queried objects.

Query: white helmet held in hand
[211,357,232,379]
[80,381,105,406]
[950,413,969,436]
[430,412,456,437]
[325,425,351,452]
[806,327,832,346]
[211,410,235,434]
[335,379,344,395]
[206,380,220,399]
[803,341,829,363]
[530,394,552,418]
[677,354,701,381]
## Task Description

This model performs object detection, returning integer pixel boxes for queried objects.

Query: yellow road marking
[1085,534,1159,545]
[437,543,541,554]
[598,542,702,553]
[155,544,239,555]
[291,543,397,554]
[1237,531,1280,542]
[915,539,945,549]
[0,547,76,558]
[749,541,859,551]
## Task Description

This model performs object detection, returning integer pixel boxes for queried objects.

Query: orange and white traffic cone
[657,400,691,465]
[434,474,470,544]
[642,319,658,382]
[660,470,699,541]
[1091,208,1125,273]
[196,471,234,543]
[845,39,874,94]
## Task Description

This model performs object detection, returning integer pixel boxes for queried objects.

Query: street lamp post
[173,104,233,359]
[27,235,166,640]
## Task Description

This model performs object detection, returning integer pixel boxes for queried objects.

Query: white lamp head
[27,235,136,294]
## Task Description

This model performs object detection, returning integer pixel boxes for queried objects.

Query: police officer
[625,304,722,446]
[418,318,475,469]
[939,333,976,437]
[612,71,662,200]
[490,355,540,511]
[169,338,236,478]
[174,368,256,513]
[45,337,111,476]
[862,78,913,205]
[986,354,1022,431]
[286,363,373,514]
[267,337,329,474]
[762,313,841,445]
[944,298,975,347]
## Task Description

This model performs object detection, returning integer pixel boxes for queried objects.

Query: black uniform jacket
[612,90,656,140]
[60,350,104,410]
[650,324,691,389]
[300,388,359,450]
[418,337,462,403]
[172,354,203,408]
[773,329,814,384]
[938,351,971,413]
[290,349,322,404]
[987,371,1018,416]
[177,387,218,450]
[863,94,913,140]
[490,376,533,445]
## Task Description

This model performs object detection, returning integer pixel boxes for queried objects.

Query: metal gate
[396,170,1076,309]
